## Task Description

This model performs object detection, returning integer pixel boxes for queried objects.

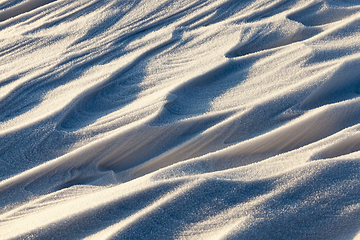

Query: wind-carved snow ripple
[2,1,360,239]
[287,1,360,27]
[151,59,255,123]
[225,18,321,58]
[58,39,176,131]
[0,0,58,22]
[9,181,183,239]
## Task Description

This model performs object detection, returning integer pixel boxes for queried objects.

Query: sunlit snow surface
[1,0,360,239]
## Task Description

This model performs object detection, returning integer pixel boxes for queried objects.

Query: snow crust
[1,0,360,239]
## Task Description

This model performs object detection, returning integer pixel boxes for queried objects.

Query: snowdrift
[1,0,360,239]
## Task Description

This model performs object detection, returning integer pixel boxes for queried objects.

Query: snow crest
[1,0,360,239]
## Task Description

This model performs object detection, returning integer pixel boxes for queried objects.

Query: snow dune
[1,0,360,239]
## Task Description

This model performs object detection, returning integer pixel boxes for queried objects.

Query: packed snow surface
[1,0,360,239]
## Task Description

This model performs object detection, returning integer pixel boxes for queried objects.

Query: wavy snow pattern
[1,0,360,239]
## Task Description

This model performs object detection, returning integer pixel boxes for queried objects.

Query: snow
[1,0,360,239]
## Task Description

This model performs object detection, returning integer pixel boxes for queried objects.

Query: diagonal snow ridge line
[1,0,360,239]
[0,177,198,239]
[82,180,203,240]
[0,0,58,22]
